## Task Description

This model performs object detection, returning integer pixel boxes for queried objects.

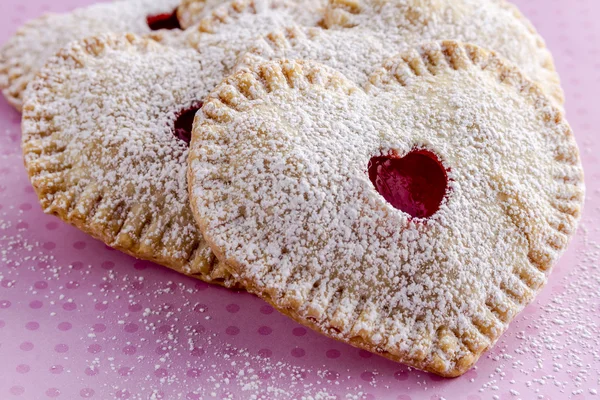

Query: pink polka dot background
[1,0,599,399]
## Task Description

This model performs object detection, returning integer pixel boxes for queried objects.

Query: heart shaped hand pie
[323,0,563,105]
[0,0,196,111]
[22,33,235,286]
[188,41,584,376]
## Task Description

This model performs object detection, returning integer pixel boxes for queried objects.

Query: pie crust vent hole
[174,106,201,144]
[147,8,181,31]
[368,149,448,219]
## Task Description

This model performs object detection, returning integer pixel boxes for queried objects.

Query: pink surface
[1,0,599,399]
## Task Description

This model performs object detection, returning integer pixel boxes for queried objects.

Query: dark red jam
[173,106,201,144]
[368,149,448,219]
[147,9,181,31]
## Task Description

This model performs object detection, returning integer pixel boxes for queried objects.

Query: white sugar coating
[323,0,563,105]
[0,0,193,111]
[18,0,326,284]
[21,33,235,286]
[150,0,327,96]
[234,25,395,87]
[188,44,584,377]
[178,0,326,75]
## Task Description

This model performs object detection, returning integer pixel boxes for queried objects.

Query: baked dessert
[235,25,394,86]
[323,0,563,105]
[19,0,325,283]
[179,0,326,74]
[22,33,235,286]
[0,0,221,111]
[188,42,584,376]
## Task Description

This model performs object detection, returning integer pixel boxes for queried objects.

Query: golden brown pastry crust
[22,33,236,287]
[322,0,564,105]
[0,0,183,111]
[188,42,584,376]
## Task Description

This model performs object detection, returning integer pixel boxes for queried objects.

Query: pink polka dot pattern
[226,303,240,313]
[45,221,59,230]
[358,350,373,359]
[54,344,69,353]
[20,342,33,351]
[191,347,205,357]
[258,326,272,335]
[29,300,42,309]
[10,386,25,396]
[292,327,307,336]
[16,364,30,374]
[187,368,201,378]
[291,348,305,358]
[326,349,341,359]
[58,321,72,331]
[0,0,599,398]
[258,348,272,358]
[259,305,274,314]
[34,281,48,289]
[226,326,240,336]
[88,344,102,354]
[394,370,410,381]
[80,388,95,398]
[25,321,39,330]
[49,365,63,375]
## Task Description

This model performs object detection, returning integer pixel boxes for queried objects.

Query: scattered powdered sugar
[475,230,599,398]
[0,0,182,110]
[322,0,563,105]
[189,44,584,376]
[0,146,596,398]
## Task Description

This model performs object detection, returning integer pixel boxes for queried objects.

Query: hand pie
[188,41,584,376]
[0,0,207,111]
[323,0,563,105]
[22,33,235,286]
[178,0,326,74]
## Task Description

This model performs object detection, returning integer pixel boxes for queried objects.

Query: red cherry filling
[173,106,201,144]
[368,150,448,219]
[147,8,181,31]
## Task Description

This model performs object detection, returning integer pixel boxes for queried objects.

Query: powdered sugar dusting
[181,0,326,74]
[323,0,563,105]
[21,33,234,284]
[0,0,182,110]
[0,148,596,396]
[234,25,396,87]
[188,44,584,376]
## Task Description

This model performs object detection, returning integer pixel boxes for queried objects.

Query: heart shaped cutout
[368,150,448,218]
[174,106,202,144]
